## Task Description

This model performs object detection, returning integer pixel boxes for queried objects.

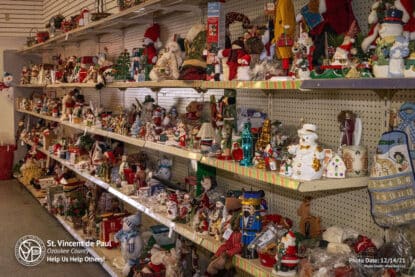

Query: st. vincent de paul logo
[15,235,46,266]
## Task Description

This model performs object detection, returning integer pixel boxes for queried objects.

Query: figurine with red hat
[272,230,299,276]
[143,23,162,80]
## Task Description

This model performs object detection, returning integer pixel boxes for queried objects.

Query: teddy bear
[114,213,143,276]
[149,41,183,81]
[288,124,325,181]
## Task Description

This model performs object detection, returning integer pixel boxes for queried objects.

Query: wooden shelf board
[18,0,163,54]
[19,109,368,193]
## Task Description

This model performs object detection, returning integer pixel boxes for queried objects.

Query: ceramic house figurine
[272,230,299,276]
[288,124,325,181]
[240,191,262,259]
[326,154,346,178]
[114,213,143,276]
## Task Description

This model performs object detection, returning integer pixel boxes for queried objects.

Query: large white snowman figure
[288,124,325,181]
[115,213,143,276]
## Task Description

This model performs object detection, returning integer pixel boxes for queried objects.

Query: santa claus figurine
[272,231,299,276]
[143,23,162,66]
[218,38,251,81]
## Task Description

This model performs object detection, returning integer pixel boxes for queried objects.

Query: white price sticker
[223,228,233,240]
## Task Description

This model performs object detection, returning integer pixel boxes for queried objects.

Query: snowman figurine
[288,124,324,181]
[115,213,143,276]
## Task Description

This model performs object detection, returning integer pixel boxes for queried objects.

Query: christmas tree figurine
[114,49,131,81]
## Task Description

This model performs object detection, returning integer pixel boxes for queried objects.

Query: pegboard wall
[34,0,415,241]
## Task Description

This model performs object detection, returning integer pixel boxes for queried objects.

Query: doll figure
[272,230,299,276]
[209,198,225,241]
[337,111,356,146]
[274,0,295,73]
[114,213,143,276]
[149,41,182,81]
[130,115,142,138]
[240,191,262,259]
[288,124,324,181]
[61,89,76,121]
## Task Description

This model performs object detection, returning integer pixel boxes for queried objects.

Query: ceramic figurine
[130,115,141,138]
[342,145,368,177]
[149,41,182,81]
[119,155,130,186]
[279,157,293,176]
[389,35,409,77]
[218,118,233,160]
[154,157,172,181]
[61,89,76,121]
[166,193,179,220]
[232,142,243,162]
[272,231,299,276]
[290,30,313,79]
[326,154,346,178]
[30,65,40,84]
[114,213,143,276]
[288,124,324,181]
[141,95,155,123]
[177,193,192,223]
[21,66,30,84]
[240,122,254,166]
[240,191,262,259]
[218,38,251,81]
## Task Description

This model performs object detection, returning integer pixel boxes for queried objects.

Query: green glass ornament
[240,122,253,166]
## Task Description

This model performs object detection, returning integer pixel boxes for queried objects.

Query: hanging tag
[223,228,233,240]
[65,33,69,41]
[84,127,87,136]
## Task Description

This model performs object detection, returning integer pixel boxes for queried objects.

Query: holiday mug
[342,146,368,177]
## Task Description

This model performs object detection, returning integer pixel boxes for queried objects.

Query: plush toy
[179,24,207,80]
[149,41,183,81]
[274,0,296,72]
[114,213,143,276]
[143,23,161,65]
[362,0,415,52]
[218,38,251,81]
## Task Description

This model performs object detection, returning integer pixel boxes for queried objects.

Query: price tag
[223,228,233,240]
[65,33,69,41]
